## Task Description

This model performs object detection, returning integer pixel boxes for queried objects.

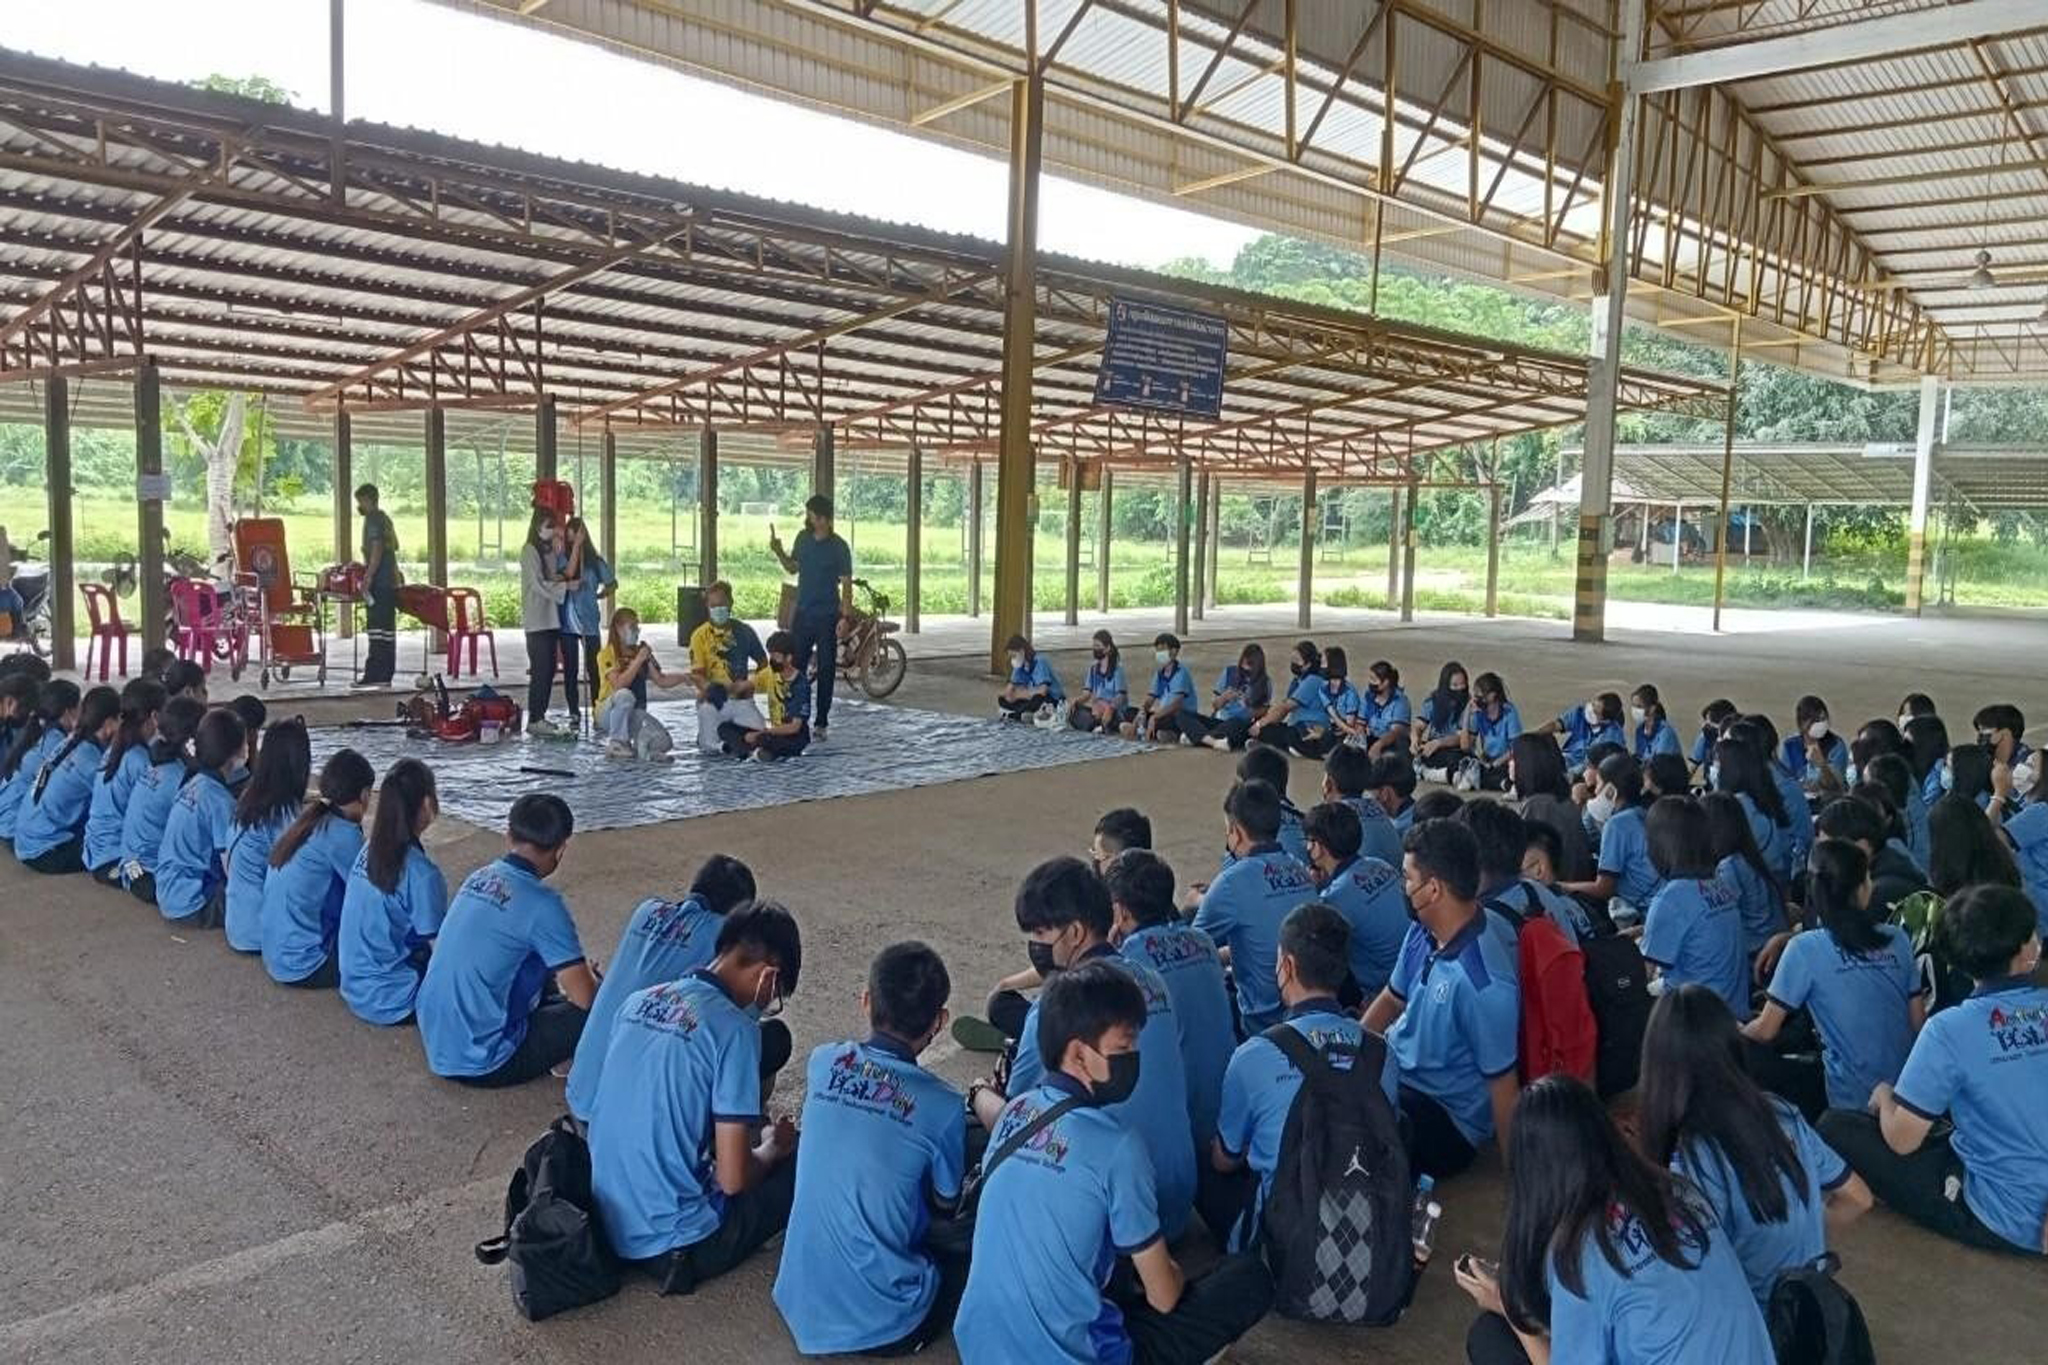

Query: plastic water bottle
[1411,1175,1440,1261]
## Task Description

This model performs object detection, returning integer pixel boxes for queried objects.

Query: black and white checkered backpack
[1257,1024,1416,1326]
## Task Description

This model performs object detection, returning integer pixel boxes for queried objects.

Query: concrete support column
[1173,448,1193,637]
[135,362,166,651]
[535,395,557,484]
[699,428,719,587]
[1204,476,1221,609]
[599,429,618,570]
[1297,467,1317,631]
[1191,471,1209,622]
[1905,374,1940,616]
[44,375,75,672]
[989,73,1043,673]
[1095,466,1113,613]
[1485,484,1502,618]
[424,407,449,652]
[1386,487,1402,609]
[905,444,922,633]
[813,424,835,504]
[1710,336,1740,633]
[967,461,984,618]
[1399,479,1418,623]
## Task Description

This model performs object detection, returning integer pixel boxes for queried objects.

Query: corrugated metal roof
[1556,441,2048,510]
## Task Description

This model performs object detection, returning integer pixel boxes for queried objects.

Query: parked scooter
[0,528,52,658]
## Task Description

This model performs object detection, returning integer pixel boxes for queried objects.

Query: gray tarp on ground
[312,698,1145,832]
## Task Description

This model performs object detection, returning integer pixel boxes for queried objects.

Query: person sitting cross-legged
[718,630,812,762]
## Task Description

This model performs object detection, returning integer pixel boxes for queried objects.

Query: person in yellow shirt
[597,607,688,760]
[719,631,810,762]
[686,580,771,753]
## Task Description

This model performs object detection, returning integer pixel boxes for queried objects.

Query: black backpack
[475,1117,621,1321]
[1579,931,1653,1098]
[1767,1255,1876,1365]
[1258,1025,1415,1325]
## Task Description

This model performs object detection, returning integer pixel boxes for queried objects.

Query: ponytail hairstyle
[188,708,247,788]
[47,685,121,778]
[365,758,438,894]
[2,679,81,781]
[150,695,208,772]
[270,748,375,870]
[234,716,312,829]
[1807,838,1884,954]
[103,678,168,783]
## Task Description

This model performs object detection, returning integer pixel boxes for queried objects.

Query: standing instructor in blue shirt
[770,495,853,743]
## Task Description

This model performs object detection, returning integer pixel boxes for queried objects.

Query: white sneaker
[1420,765,1449,785]
[605,740,633,759]
[750,747,772,763]
[1453,762,1479,793]
[1201,735,1228,751]
[529,718,563,737]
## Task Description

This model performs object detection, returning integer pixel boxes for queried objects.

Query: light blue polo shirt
[338,842,449,1025]
[1690,726,1716,767]
[1764,925,1919,1109]
[223,812,291,953]
[565,893,727,1121]
[1675,1099,1848,1307]
[416,854,586,1078]
[589,969,762,1260]
[1717,853,1782,955]
[1546,1202,1773,1362]
[119,748,187,882]
[1556,708,1623,770]
[1643,876,1751,1021]
[1417,693,1464,742]
[1325,680,1363,726]
[1009,655,1064,703]
[84,744,150,872]
[1361,687,1411,737]
[1081,661,1127,709]
[14,736,105,860]
[2004,803,2048,935]
[772,1035,966,1355]
[1597,805,1664,907]
[1209,665,1264,724]
[1215,1001,1399,1251]
[1770,763,1816,873]
[1284,671,1329,728]
[1635,717,1683,762]
[1726,790,1791,883]
[1147,662,1196,714]
[153,772,235,920]
[0,727,65,841]
[1903,783,1931,870]
[1484,876,1593,945]
[1121,921,1233,1147]
[1009,947,1195,1242]
[1195,842,1318,1031]
[1465,701,1523,762]
[954,1077,1160,1365]
[1314,855,1410,997]
[260,813,363,984]
[1341,793,1405,868]
[1385,912,1521,1145]
[1780,733,1849,785]
[1892,978,2048,1252]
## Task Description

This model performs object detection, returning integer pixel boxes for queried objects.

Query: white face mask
[1587,789,1618,826]
[1708,762,1722,789]
[1844,762,1859,787]
[2013,763,2038,797]
[1630,705,1647,726]
[1808,720,1830,741]
[1154,649,1171,667]
[1898,712,1915,731]
[1940,761,1955,791]
[1010,653,1026,671]
[1582,702,1602,727]
[623,627,640,648]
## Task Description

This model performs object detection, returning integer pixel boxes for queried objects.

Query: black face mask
[1449,686,1469,703]
[1290,661,1306,678]
[1027,939,1061,978]
[1091,1050,1142,1107]
[1092,649,1106,660]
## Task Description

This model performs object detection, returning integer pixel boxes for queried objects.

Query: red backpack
[1486,882,1598,1088]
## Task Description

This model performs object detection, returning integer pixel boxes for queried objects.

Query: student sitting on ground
[683,580,769,752]
[954,961,1276,1364]
[1819,883,2048,1256]
[589,902,803,1293]
[1733,716,1816,881]
[598,606,689,760]
[1641,796,1750,1022]
[1510,734,1594,884]
[1302,801,1409,1003]
[1309,646,1365,758]
[0,678,78,848]
[565,853,764,1124]
[1413,788,1467,824]
[152,707,248,929]
[416,794,598,1087]
[1412,661,1471,779]
[1455,671,1522,793]
[997,634,1063,722]
[260,749,375,988]
[1702,791,1784,962]
[1357,659,1412,757]
[1462,798,1593,943]
[1235,742,1310,865]
[224,720,313,954]
[1323,742,1402,867]
[1125,633,1198,742]
[14,685,120,873]
[1068,629,1128,734]
[1998,757,2048,934]
[1089,805,1151,873]
[337,759,447,1026]
[1691,697,1738,775]
[1193,642,1271,751]
[1783,694,1850,790]
[1251,639,1328,754]
[971,858,1197,1241]
[1365,819,1521,1181]
[1866,750,1930,871]
[1745,839,1923,1121]
[1712,730,1796,883]
[1560,751,1662,924]
[117,695,205,904]
[1105,849,1233,1159]
[719,630,812,761]
[1974,702,2031,787]
[1370,751,1419,833]
[162,657,207,702]
[1640,984,1871,1309]
[1816,792,1927,915]
[773,941,968,1357]
[84,679,166,886]
[1207,901,1401,1251]
[1631,684,1682,762]
[224,694,266,794]
[0,672,39,773]
[1455,1075,1775,1365]
[1195,780,1318,1034]
[1538,689,1625,774]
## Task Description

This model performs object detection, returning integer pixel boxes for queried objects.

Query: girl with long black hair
[14,685,120,873]
[1194,643,1271,751]
[1510,733,1592,884]
[151,707,247,928]
[0,678,80,846]
[1710,735,1793,881]
[1640,985,1870,1310]
[1702,790,1783,958]
[1455,1075,1772,1364]
[1412,660,1471,778]
[85,678,166,884]
[339,758,448,1026]
[118,694,206,903]
[223,719,314,954]
[519,508,579,736]
[262,748,376,989]
[1251,639,1327,751]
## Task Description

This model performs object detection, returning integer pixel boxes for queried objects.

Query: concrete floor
[4,606,2043,1363]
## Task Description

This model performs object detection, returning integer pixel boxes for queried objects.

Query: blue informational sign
[1093,297,1229,418]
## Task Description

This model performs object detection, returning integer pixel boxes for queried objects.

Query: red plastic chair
[447,587,498,680]
[169,577,224,671]
[80,583,130,681]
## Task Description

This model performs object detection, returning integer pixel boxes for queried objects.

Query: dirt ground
[4,605,2042,1364]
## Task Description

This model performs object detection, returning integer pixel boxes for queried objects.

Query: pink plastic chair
[80,583,131,681]
[169,577,225,671]
[446,587,498,680]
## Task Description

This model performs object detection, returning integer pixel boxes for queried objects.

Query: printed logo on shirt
[1000,1097,1072,1169]
[624,980,704,1037]
[1137,929,1214,972]
[822,1047,919,1124]
[461,869,515,910]
[1292,1024,1358,1071]
[635,898,701,947]
[1986,1001,2048,1055]
[1606,1199,1707,1273]
[1261,858,1315,895]
[1345,861,1399,894]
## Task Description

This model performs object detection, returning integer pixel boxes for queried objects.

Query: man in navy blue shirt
[770,494,853,740]
[955,961,1274,1364]
[588,902,803,1294]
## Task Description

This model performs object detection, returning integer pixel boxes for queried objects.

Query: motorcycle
[835,577,908,699]
[0,528,52,659]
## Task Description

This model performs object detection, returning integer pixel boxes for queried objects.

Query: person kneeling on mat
[719,631,811,762]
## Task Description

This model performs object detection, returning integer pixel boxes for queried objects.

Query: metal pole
[813,424,835,504]
[1710,322,1740,631]
[1064,460,1083,626]
[1385,487,1401,609]
[1672,503,1683,574]
[989,74,1043,673]
[424,407,448,653]
[1173,446,1193,637]
[1205,475,1221,609]
[534,395,557,484]
[44,376,76,672]
[1095,465,1112,614]
[1485,483,1502,618]
[599,428,618,570]
[1400,478,1418,623]
[905,444,922,633]
[331,408,352,640]
[1297,467,1317,630]
[699,428,719,586]
[328,0,345,205]
[967,461,984,618]
[1191,470,1209,622]
[1906,375,1939,616]
[1802,503,1814,581]
[135,362,165,652]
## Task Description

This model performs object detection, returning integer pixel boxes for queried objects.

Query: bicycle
[835,578,908,699]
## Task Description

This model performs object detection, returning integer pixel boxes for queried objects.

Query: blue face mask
[709,605,731,626]
[623,627,640,649]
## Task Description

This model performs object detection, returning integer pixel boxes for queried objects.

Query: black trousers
[1195,1161,1257,1250]
[997,695,1041,719]
[1202,715,1255,749]
[91,860,122,886]
[164,889,225,931]
[362,580,398,685]
[1816,1109,2024,1254]
[1253,721,1302,751]
[581,634,602,704]
[280,953,340,990]
[1111,1251,1275,1365]
[791,607,839,731]
[717,720,810,759]
[1466,1312,1534,1365]
[459,997,588,1089]
[126,872,157,906]
[636,1156,799,1296]
[24,837,85,874]
[1401,1084,1479,1182]
[525,629,560,724]
[1742,1034,1827,1122]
